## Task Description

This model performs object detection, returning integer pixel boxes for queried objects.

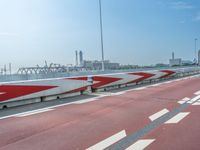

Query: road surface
[0,75,200,150]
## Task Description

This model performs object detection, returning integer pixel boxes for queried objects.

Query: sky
[0,0,200,71]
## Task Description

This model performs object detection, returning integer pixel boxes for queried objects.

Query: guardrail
[0,67,200,109]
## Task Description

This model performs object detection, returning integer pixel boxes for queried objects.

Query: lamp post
[99,0,105,71]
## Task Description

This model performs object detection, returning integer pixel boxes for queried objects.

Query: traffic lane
[142,105,200,150]
[1,77,194,148]
[0,96,188,150]
[0,77,199,149]
[0,94,95,118]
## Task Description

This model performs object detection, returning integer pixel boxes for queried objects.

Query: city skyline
[0,0,200,71]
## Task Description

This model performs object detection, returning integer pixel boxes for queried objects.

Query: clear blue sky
[0,0,200,70]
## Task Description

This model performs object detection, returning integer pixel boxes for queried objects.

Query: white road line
[149,109,169,121]
[116,86,150,93]
[163,81,172,84]
[187,95,200,104]
[150,83,162,87]
[165,112,190,124]
[177,97,190,104]
[182,97,190,101]
[0,96,105,120]
[113,91,126,95]
[174,79,182,81]
[125,139,155,150]
[74,98,98,104]
[192,102,200,105]
[0,114,17,120]
[134,87,148,90]
[15,108,53,117]
[194,90,200,95]
[86,130,126,150]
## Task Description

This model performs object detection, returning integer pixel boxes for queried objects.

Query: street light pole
[99,0,105,71]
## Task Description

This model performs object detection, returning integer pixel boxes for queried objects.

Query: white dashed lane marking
[86,130,126,150]
[149,109,169,121]
[178,97,190,104]
[194,90,200,95]
[125,139,155,150]
[192,101,200,105]
[165,112,190,124]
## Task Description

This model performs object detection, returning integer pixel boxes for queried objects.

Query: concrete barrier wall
[0,67,199,108]
[90,70,176,89]
[0,76,88,104]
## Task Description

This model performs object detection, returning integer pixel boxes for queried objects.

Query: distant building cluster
[0,63,12,75]
[5,50,200,76]
[83,60,120,70]
[169,52,193,67]
[75,50,120,70]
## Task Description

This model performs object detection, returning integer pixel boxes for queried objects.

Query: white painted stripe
[194,90,200,95]
[114,91,126,95]
[164,81,172,84]
[149,109,169,121]
[165,112,190,124]
[177,97,190,104]
[0,96,106,120]
[0,92,6,95]
[182,97,190,101]
[15,108,53,117]
[192,102,200,105]
[0,114,17,120]
[134,87,147,90]
[125,139,155,150]
[151,83,162,87]
[86,130,126,150]
[174,79,182,81]
[74,98,98,104]
[177,101,185,104]
[187,95,200,104]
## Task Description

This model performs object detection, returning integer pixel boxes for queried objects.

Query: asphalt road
[0,75,200,150]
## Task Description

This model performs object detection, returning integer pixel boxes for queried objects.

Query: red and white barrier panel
[0,68,197,104]
[0,77,88,103]
[91,70,176,89]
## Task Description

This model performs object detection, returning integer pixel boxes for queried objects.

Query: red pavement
[0,77,200,150]
[144,106,200,150]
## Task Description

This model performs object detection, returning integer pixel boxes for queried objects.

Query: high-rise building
[198,50,200,65]
[75,51,78,66]
[169,52,182,66]
[172,52,174,60]
[79,51,83,67]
